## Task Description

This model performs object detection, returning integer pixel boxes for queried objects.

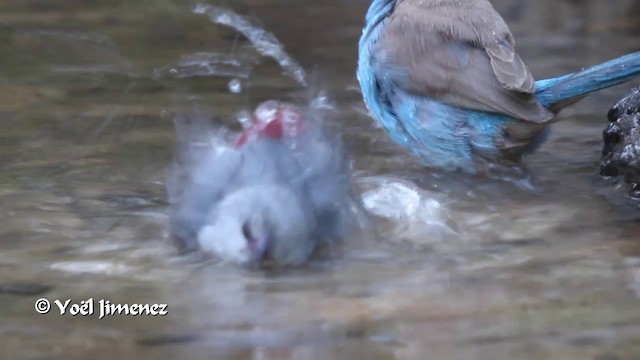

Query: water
[1,0,640,359]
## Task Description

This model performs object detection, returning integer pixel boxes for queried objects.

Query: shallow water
[1,0,640,359]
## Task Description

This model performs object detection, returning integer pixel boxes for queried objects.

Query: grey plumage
[166,101,357,266]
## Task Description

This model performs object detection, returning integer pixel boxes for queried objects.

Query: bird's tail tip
[535,51,640,110]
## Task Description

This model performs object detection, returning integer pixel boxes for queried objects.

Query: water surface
[1,1,640,359]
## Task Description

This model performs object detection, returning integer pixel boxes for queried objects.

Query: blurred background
[1,1,640,359]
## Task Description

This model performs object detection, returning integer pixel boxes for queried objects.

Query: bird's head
[197,184,316,267]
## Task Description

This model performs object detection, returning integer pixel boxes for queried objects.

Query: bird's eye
[242,222,254,244]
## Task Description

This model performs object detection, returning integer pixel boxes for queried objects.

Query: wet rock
[600,87,640,194]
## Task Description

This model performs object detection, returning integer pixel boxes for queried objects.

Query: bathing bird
[167,100,357,266]
[357,0,640,172]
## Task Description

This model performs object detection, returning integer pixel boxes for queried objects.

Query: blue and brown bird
[358,0,640,172]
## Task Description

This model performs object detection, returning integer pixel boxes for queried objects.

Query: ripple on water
[358,176,460,247]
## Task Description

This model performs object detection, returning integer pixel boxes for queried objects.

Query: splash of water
[153,51,260,80]
[359,177,459,245]
[193,3,307,86]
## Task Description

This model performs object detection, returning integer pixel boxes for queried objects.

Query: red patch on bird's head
[234,101,306,147]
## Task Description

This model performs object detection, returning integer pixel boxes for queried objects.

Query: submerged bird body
[358,0,640,171]
[167,100,355,266]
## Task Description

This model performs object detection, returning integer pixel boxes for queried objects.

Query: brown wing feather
[375,0,553,123]
[485,38,535,94]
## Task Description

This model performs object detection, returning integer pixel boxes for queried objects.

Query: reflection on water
[1,0,640,359]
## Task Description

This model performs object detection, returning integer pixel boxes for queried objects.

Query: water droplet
[255,101,279,124]
[237,110,252,129]
[228,78,242,94]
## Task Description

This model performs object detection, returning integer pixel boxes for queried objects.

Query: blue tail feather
[535,51,640,110]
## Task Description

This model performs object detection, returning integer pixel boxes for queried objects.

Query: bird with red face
[167,100,358,267]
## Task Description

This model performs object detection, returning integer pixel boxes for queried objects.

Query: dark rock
[600,86,640,193]
[607,87,640,122]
